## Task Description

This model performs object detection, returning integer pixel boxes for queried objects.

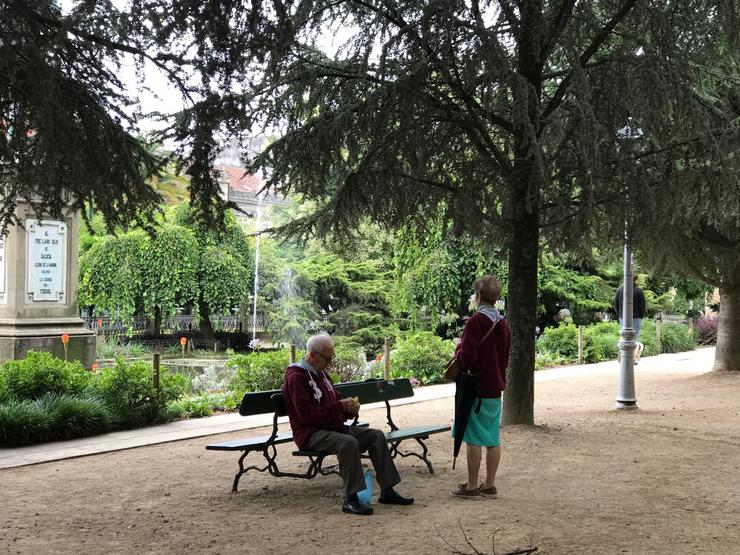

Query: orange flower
[61,333,70,345]
[91,363,99,373]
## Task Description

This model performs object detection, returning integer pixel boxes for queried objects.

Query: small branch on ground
[435,519,539,555]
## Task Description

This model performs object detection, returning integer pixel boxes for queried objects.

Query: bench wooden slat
[205,422,367,451]
[385,424,451,441]
[239,389,281,416]
[205,432,294,451]
[335,378,414,405]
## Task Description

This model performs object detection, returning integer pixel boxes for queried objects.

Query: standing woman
[450,275,511,499]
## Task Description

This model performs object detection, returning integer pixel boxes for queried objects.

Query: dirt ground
[1,364,739,554]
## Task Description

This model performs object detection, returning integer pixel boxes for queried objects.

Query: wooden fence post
[655,317,662,344]
[152,353,160,396]
[384,338,391,380]
[577,325,584,364]
[290,343,297,364]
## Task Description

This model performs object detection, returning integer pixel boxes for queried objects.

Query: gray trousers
[307,426,401,497]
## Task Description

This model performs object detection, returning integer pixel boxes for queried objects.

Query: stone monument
[0,201,95,367]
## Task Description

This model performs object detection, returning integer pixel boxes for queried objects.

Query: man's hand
[340,397,359,416]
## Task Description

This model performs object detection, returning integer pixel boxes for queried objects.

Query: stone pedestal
[0,203,95,367]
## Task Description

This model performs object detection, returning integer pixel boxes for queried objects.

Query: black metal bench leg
[388,437,435,474]
[416,438,434,474]
[231,451,249,493]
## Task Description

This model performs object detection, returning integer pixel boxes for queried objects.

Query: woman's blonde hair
[474,275,502,305]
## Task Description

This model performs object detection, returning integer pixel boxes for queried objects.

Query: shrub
[658,323,695,353]
[389,332,455,384]
[537,323,578,361]
[329,339,370,383]
[227,349,290,395]
[0,397,53,445]
[91,359,186,427]
[535,350,569,370]
[0,393,112,446]
[41,393,113,440]
[694,316,717,345]
[165,390,239,419]
[636,319,660,357]
[582,321,620,363]
[0,351,92,401]
[96,336,152,359]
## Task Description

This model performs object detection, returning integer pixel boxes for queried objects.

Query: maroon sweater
[282,364,352,449]
[454,312,511,398]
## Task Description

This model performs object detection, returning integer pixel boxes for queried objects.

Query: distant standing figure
[615,275,646,358]
[449,275,511,500]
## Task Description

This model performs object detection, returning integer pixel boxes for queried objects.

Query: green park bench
[205,378,451,493]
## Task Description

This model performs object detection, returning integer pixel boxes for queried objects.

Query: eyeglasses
[315,351,334,363]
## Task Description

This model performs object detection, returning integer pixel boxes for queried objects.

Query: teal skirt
[451,397,502,447]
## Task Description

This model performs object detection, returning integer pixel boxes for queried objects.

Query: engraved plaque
[26,220,67,303]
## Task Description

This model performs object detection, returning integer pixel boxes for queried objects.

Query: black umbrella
[452,372,481,469]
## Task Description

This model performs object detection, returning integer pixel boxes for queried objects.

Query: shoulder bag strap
[477,317,501,346]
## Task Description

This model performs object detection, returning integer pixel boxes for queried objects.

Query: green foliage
[328,339,370,383]
[140,223,199,317]
[658,323,696,354]
[170,203,252,322]
[166,390,240,419]
[92,359,187,428]
[0,394,112,446]
[0,352,92,401]
[0,397,53,445]
[635,320,661,358]
[78,231,148,322]
[227,350,290,395]
[95,336,151,359]
[582,322,620,363]
[535,318,695,366]
[535,350,570,370]
[392,221,504,336]
[538,255,614,325]
[389,332,455,385]
[79,203,251,335]
[537,324,579,361]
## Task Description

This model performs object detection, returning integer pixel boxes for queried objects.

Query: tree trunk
[199,298,215,340]
[501,3,543,426]
[502,191,540,425]
[713,286,740,372]
[153,306,162,336]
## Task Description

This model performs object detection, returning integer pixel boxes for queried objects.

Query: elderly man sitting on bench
[282,332,414,515]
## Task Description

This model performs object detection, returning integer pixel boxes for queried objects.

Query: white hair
[306,332,333,354]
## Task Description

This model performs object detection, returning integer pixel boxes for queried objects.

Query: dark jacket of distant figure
[614,285,646,319]
[454,312,511,398]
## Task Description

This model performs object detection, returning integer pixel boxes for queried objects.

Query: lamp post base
[614,400,638,410]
